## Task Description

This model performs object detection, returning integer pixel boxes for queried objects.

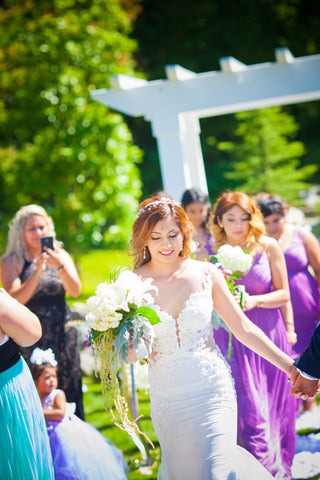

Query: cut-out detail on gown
[148,273,273,480]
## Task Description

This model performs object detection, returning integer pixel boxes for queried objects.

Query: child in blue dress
[30,348,128,480]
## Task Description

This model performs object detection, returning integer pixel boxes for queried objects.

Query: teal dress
[0,336,54,479]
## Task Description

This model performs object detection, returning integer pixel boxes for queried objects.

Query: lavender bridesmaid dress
[284,228,320,359]
[213,250,296,480]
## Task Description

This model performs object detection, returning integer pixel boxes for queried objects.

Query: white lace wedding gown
[148,274,273,480]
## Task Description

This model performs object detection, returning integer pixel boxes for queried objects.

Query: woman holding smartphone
[1,204,83,418]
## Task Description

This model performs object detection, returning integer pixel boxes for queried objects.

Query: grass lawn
[74,249,132,303]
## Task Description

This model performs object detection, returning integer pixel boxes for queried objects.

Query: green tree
[0,0,144,253]
[130,0,320,199]
[217,107,318,204]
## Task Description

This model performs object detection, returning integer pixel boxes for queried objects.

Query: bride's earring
[143,246,147,259]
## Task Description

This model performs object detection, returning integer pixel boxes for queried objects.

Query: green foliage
[216,107,318,204]
[131,0,320,200]
[75,249,131,301]
[0,0,144,253]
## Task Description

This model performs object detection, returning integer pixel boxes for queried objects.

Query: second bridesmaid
[203,191,296,480]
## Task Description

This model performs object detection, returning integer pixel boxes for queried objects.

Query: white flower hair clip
[30,347,57,367]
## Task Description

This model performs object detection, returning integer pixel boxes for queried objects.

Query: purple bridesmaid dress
[213,251,296,480]
[284,228,320,359]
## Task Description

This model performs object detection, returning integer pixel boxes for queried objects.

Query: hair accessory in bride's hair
[30,347,58,367]
[136,197,180,218]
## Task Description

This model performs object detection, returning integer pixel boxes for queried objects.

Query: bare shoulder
[0,288,12,308]
[1,253,24,273]
[259,235,279,252]
[134,266,146,277]
[55,389,66,400]
[298,226,318,244]
[0,289,22,318]
[188,257,220,281]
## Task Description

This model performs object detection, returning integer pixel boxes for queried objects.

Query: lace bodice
[149,274,215,363]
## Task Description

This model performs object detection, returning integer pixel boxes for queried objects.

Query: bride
[129,195,295,480]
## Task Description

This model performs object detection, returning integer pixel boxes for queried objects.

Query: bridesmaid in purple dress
[257,193,320,412]
[181,187,212,259]
[204,192,296,480]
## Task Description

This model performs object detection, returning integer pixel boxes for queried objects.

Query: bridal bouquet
[211,244,252,358]
[85,267,160,444]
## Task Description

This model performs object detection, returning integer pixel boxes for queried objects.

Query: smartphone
[40,236,54,252]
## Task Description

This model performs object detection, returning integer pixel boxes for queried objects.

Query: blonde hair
[4,204,60,261]
[210,192,265,249]
[130,195,194,268]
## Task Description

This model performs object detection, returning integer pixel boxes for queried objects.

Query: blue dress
[43,389,128,480]
[0,336,54,479]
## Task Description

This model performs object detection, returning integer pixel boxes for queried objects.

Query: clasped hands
[290,366,320,400]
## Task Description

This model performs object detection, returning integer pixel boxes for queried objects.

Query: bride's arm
[210,266,294,377]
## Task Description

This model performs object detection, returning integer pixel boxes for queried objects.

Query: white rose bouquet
[211,244,252,358]
[85,267,160,445]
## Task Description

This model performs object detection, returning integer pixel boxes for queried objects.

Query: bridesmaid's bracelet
[57,264,65,272]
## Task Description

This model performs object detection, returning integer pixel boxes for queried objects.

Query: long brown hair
[210,191,265,249]
[130,195,194,268]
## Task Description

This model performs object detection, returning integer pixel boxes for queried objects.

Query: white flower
[30,347,57,367]
[85,292,123,331]
[96,280,130,312]
[216,244,252,273]
[116,270,158,307]
[85,270,158,332]
[91,310,123,331]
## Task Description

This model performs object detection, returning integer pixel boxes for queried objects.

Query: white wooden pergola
[90,48,320,201]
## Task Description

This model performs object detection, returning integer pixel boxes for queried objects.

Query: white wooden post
[151,113,208,198]
[90,48,320,201]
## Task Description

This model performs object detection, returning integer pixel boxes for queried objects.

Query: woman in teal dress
[0,288,54,479]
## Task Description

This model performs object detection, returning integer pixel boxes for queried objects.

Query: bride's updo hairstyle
[130,195,194,268]
[210,191,265,249]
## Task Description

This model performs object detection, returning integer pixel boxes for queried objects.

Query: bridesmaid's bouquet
[85,267,160,445]
[211,245,252,358]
